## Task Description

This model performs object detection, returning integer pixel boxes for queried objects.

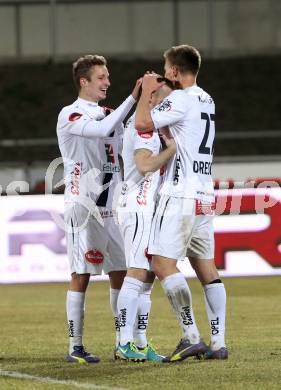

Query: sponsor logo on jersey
[103,143,120,173]
[144,247,152,262]
[70,162,81,195]
[155,99,172,112]
[211,317,219,335]
[136,177,152,205]
[137,131,153,139]
[173,155,181,185]
[105,144,115,163]
[69,112,83,121]
[99,209,114,218]
[84,249,104,264]
[193,160,212,175]
[102,163,120,173]
[181,306,194,326]
[195,199,215,216]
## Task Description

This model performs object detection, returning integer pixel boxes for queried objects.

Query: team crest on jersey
[155,99,172,112]
[69,112,83,121]
[137,131,153,139]
[85,249,104,264]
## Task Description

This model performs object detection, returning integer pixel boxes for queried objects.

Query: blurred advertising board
[0,189,281,283]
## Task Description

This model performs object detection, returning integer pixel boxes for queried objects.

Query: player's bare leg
[152,255,207,362]
[66,272,100,363]
[189,258,228,359]
[69,272,90,292]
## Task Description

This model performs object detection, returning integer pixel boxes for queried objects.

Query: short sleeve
[134,130,159,154]
[151,90,187,129]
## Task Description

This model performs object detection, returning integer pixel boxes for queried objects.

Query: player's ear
[80,78,88,88]
[172,66,179,79]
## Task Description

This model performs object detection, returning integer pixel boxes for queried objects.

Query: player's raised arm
[135,73,164,132]
[59,94,135,138]
[59,79,142,139]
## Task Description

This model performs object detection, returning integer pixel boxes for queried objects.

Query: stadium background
[0,1,280,389]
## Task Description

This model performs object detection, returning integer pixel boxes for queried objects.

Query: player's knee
[108,270,126,289]
[152,259,177,281]
[70,272,90,292]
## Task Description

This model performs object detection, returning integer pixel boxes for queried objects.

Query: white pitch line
[0,369,127,390]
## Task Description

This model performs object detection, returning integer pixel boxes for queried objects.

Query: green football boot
[116,341,146,362]
[140,340,165,362]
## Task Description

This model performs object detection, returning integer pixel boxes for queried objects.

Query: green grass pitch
[0,276,280,390]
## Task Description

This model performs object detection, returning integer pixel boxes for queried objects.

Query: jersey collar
[77,97,99,109]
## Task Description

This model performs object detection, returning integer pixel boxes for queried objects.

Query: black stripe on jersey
[96,173,112,207]
[132,213,139,242]
[96,130,115,207]
[70,218,74,243]
[159,198,170,231]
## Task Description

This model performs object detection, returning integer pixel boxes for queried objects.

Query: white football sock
[204,282,226,351]
[161,272,200,344]
[117,276,143,346]
[134,282,153,348]
[109,288,120,347]
[66,290,85,354]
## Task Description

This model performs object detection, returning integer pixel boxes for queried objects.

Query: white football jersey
[57,97,125,210]
[118,113,161,213]
[151,85,215,201]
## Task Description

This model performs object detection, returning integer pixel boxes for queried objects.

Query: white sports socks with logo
[117,276,144,346]
[204,282,226,351]
[109,288,121,347]
[161,272,200,344]
[133,282,153,348]
[66,290,85,354]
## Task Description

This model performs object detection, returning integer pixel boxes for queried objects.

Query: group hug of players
[56,44,227,363]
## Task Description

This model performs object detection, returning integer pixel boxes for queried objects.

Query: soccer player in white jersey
[115,84,176,361]
[135,45,228,361]
[56,54,141,363]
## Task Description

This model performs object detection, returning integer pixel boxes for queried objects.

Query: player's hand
[141,73,165,94]
[159,127,171,139]
[131,78,143,100]
[160,128,177,153]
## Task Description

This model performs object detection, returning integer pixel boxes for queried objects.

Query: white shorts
[148,195,214,261]
[65,203,126,275]
[117,211,153,271]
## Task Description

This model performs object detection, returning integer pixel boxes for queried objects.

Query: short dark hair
[164,45,201,76]
[72,54,107,91]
